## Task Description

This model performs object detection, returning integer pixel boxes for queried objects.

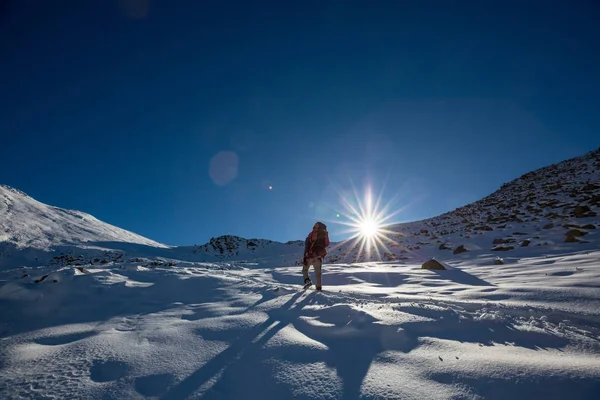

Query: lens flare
[330,181,409,261]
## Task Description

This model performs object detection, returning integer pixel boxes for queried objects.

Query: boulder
[491,245,515,251]
[494,237,517,244]
[565,235,580,243]
[453,245,468,255]
[582,183,600,192]
[565,229,587,243]
[573,205,591,217]
[422,259,446,270]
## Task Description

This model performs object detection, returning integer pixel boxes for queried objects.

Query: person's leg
[313,257,323,290]
[302,261,310,283]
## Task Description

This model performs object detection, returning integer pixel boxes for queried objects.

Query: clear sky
[1,0,598,246]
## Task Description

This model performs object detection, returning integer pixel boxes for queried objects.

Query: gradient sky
[1,0,599,246]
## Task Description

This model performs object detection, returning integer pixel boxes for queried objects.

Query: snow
[1,251,599,399]
[1,149,600,399]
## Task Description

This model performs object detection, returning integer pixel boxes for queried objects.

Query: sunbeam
[330,181,408,262]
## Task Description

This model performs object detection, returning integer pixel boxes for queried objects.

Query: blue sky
[1,0,598,246]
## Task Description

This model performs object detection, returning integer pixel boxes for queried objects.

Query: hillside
[325,147,600,263]
[0,185,170,269]
[1,147,599,271]
[0,185,168,250]
[0,185,306,270]
[179,147,600,266]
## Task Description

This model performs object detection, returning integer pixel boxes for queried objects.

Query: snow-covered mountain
[0,185,168,250]
[189,235,305,264]
[0,185,307,270]
[325,147,600,263]
[190,147,600,265]
[1,147,599,270]
[0,184,169,269]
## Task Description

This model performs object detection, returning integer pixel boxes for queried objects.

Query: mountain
[188,147,600,265]
[0,185,306,270]
[190,235,305,263]
[326,146,600,263]
[1,147,599,270]
[0,184,169,269]
[0,185,168,250]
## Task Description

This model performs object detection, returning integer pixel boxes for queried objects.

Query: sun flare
[327,182,410,261]
[359,218,379,238]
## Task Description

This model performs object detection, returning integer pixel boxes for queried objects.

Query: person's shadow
[288,302,418,399]
[161,292,309,399]
[161,291,417,400]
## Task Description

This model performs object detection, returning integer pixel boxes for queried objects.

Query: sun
[359,218,379,238]
[326,182,410,261]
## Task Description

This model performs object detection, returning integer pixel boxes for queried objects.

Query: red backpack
[308,222,330,257]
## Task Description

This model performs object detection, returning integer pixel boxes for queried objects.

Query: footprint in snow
[549,271,575,277]
[89,360,129,382]
[33,331,96,346]
[134,373,175,397]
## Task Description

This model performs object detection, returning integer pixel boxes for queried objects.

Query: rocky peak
[197,235,276,257]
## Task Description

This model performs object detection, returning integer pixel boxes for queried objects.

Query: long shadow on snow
[0,269,232,339]
[395,305,570,350]
[281,300,418,400]
[180,287,282,322]
[271,269,410,287]
[430,371,600,400]
[164,293,417,400]
[161,292,310,400]
[427,267,494,287]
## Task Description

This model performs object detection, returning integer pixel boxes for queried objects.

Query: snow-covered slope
[326,147,600,263]
[0,185,170,269]
[0,251,599,399]
[0,186,307,270]
[0,184,168,250]
[168,147,600,266]
[2,148,599,270]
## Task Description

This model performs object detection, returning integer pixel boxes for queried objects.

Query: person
[302,221,330,290]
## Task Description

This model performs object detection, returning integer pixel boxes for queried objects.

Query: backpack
[308,223,330,257]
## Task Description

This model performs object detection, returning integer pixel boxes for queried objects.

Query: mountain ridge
[1,147,599,269]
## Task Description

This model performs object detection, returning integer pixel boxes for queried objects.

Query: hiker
[302,221,330,290]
